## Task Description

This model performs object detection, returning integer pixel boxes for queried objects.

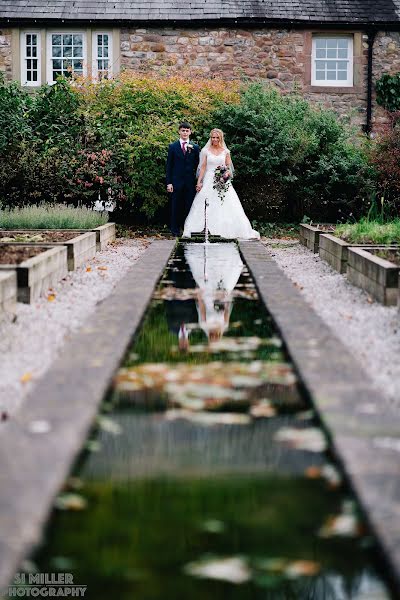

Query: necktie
[182,142,187,155]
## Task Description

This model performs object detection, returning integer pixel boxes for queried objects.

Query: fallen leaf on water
[97,266,108,271]
[201,519,226,534]
[274,427,327,453]
[250,400,276,418]
[47,293,56,302]
[318,501,361,538]
[97,415,122,435]
[305,466,322,479]
[86,266,92,272]
[85,439,101,452]
[20,372,33,383]
[165,410,251,426]
[285,560,320,578]
[321,464,342,488]
[55,493,88,511]
[184,556,251,584]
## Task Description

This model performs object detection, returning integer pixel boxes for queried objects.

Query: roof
[0,0,399,25]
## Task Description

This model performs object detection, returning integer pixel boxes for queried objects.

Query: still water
[22,243,392,599]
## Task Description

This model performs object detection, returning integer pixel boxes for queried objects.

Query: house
[1,1,400,131]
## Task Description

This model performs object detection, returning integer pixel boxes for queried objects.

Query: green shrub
[0,203,108,229]
[376,72,400,113]
[211,84,375,221]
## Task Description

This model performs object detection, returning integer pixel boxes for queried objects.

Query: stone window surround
[304,30,364,94]
[13,27,120,87]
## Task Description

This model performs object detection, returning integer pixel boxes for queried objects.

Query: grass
[335,219,400,245]
[0,203,108,230]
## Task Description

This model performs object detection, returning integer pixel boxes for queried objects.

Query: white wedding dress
[183,149,260,240]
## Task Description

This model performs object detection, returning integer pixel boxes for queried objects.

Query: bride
[183,129,260,240]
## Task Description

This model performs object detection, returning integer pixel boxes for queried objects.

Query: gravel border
[263,239,400,405]
[0,238,148,416]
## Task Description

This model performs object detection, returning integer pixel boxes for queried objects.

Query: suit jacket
[166,140,200,190]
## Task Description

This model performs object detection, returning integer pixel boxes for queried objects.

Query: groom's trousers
[170,184,195,235]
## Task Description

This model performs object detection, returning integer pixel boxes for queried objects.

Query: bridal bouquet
[213,164,231,203]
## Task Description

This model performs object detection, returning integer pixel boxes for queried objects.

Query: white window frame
[20,31,42,87]
[46,30,87,84]
[92,31,113,80]
[312,35,354,87]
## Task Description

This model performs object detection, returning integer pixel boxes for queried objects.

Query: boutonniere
[187,143,193,153]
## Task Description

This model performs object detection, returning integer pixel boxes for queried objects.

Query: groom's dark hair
[179,121,192,130]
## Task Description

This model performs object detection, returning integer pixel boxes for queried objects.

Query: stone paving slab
[240,241,400,593]
[0,239,175,592]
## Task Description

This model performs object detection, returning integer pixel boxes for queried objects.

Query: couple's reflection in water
[165,243,243,352]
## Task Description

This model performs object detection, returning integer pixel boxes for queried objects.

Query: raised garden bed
[0,230,96,271]
[0,244,68,303]
[0,270,17,320]
[92,223,116,250]
[347,246,400,306]
[318,233,379,274]
[299,223,335,253]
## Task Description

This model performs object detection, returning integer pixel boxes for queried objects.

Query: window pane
[27,59,31,69]
[73,46,82,57]
[64,45,72,57]
[103,47,109,58]
[27,71,32,81]
[316,49,326,58]
[103,34,108,44]
[327,39,338,48]
[97,34,103,46]
[73,60,83,70]
[53,45,62,57]
[337,71,347,80]
[32,46,37,57]
[32,59,37,69]
[33,71,38,82]
[52,59,62,70]
[327,71,336,80]
[73,34,83,46]
[27,34,32,45]
[63,34,72,45]
[52,34,61,45]
[327,49,337,59]
[315,39,326,49]
[337,61,348,70]
[98,46,103,57]
[338,48,348,59]
[338,39,348,49]
[26,46,31,57]
[315,60,326,70]
[32,34,37,45]
[315,71,325,80]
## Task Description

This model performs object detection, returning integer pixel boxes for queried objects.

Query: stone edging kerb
[0,239,176,592]
[240,240,400,594]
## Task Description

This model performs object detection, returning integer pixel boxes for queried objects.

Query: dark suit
[166,140,200,235]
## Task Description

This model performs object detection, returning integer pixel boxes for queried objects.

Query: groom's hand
[196,182,202,192]
[167,184,173,193]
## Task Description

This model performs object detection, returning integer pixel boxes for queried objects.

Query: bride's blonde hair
[210,128,225,149]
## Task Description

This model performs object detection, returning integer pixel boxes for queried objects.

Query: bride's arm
[225,151,232,177]
[196,155,207,192]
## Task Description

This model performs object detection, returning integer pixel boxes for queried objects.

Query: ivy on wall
[376,72,400,112]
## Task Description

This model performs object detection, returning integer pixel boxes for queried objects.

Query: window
[47,32,86,83]
[21,31,41,86]
[93,32,113,80]
[312,36,353,87]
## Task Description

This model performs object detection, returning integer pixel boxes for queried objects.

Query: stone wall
[120,26,370,128]
[0,29,12,80]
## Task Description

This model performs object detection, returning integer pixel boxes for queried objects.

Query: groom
[166,122,200,236]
